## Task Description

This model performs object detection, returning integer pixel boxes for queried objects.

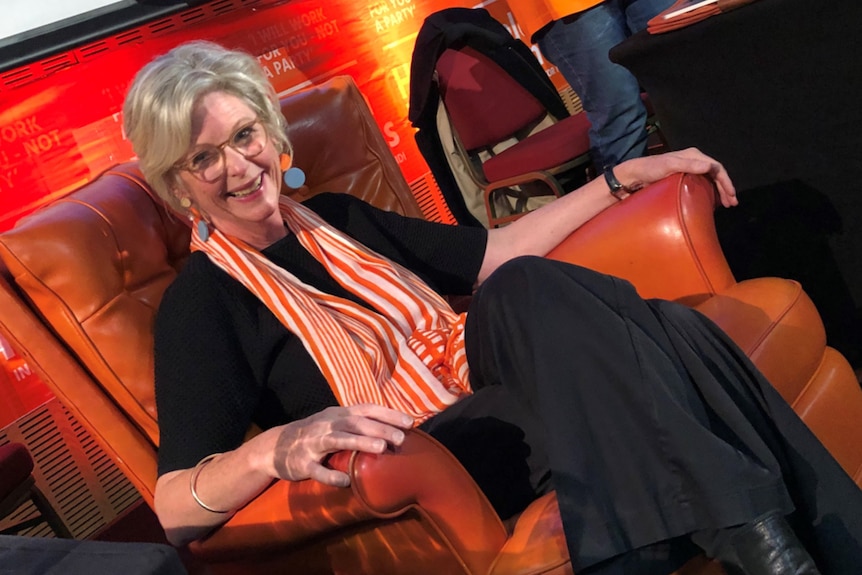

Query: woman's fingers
[318,426,396,454]
[676,148,737,207]
[708,161,738,208]
[307,462,351,487]
[344,403,415,430]
[339,404,413,446]
[621,149,738,208]
[269,405,413,483]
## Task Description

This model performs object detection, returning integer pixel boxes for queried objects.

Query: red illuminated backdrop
[0,0,577,423]
[0,0,573,229]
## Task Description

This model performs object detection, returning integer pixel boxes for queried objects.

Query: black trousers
[421,257,862,574]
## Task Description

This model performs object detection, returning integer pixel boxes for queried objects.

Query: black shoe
[716,510,821,575]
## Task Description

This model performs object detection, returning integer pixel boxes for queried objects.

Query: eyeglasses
[175,120,268,182]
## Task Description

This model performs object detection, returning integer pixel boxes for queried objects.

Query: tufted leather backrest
[279,76,423,218]
[0,165,188,444]
[0,76,422,453]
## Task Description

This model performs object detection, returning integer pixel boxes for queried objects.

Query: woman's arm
[154,404,414,546]
[153,259,415,545]
[476,148,737,283]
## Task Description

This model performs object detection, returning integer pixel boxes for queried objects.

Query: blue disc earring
[197,220,210,242]
[283,166,306,189]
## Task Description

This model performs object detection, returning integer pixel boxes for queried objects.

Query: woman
[123,41,862,574]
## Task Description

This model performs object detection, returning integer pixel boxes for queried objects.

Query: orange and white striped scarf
[190,195,472,424]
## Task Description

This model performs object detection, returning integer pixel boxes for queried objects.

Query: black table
[611,0,862,365]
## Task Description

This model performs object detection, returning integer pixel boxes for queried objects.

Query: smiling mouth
[227,174,263,199]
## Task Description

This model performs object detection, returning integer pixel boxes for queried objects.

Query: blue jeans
[537,0,675,168]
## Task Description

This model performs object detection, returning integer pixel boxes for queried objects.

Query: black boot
[714,510,821,575]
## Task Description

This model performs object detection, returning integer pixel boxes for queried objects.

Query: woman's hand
[263,404,415,487]
[154,404,413,546]
[614,147,738,207]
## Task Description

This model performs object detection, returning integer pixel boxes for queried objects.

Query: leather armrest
[191,430,508,574]
[189,454,374,560]
[547,172,736,304]
[695,277,862,482]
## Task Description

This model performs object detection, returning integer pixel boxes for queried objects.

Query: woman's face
[174,91,285,249]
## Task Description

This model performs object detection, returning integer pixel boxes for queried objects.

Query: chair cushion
[481,112,591,183]
[0,443,33,500]
[489,492,569,575]
[694,277,825,403]
[695,277,862,484]
[792,347,862,485]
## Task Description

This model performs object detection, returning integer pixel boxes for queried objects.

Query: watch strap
[603,166,640,200]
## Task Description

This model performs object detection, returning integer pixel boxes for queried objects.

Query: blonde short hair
[123,40,291,214]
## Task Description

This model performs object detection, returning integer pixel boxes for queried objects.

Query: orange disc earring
[280,153,292,172]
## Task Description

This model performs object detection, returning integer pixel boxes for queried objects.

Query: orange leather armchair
[0,76,859,575]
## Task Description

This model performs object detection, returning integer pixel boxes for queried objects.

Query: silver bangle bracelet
[189,452,233,514]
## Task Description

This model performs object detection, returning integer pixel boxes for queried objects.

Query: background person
[508,0,675,169]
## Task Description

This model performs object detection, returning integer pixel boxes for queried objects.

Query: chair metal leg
[0,475,72,538]
[30,484,73,538]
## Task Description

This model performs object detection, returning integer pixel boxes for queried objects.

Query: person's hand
[264,404,414,487]
[614,148,738,207]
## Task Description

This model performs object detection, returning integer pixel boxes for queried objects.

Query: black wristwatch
[603,166,641,201]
